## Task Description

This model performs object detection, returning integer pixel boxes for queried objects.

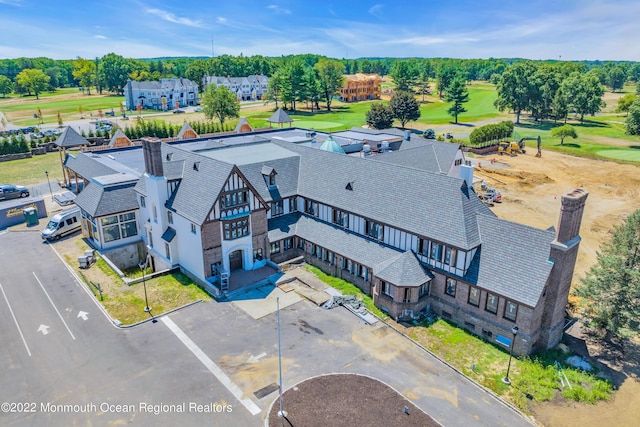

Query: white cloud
[94,35,107,40]
[267,5,291,15]
[368,4,384,18]
[0,0,23,6]
[145,8,206,28]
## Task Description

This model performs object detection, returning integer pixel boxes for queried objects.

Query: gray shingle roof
[239,155,300,202]
[267,108,293,124]
[74,178,139,217]
[55,126,89,148]
[374,140,461,175]
[373,251,433,287]
[293,214,402,268]
[267,212,301,241]
[465,214,555,307]
[65,152,120,181]
[162,145,235,224]
[272,140,493,250]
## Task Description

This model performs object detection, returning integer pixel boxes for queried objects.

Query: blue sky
[1,0,639,61]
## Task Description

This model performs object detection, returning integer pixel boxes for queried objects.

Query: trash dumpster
[23,207,39,226]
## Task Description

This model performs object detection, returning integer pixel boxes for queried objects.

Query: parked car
[173,109,185,114]
[0,184,30,200]
[194,107,203,112]
[41,206,82,241]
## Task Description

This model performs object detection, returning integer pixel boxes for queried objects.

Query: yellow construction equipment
[497,141,524,156]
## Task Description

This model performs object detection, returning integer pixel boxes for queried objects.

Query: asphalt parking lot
[0,228,533,426]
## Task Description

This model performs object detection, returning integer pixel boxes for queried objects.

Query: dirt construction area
[474,149,640,427]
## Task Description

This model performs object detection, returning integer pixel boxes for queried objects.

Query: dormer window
[261,165,277,187]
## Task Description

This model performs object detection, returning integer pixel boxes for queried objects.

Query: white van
[41,207,82,241]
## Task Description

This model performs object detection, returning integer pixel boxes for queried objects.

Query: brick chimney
[141,137,164,177]
[538,188,588,350]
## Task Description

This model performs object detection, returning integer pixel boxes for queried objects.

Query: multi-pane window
[191,223,196,234]
[381,281,391,297]
[101,212,138,243]
[403,288,411,303]
[283,238,293,251]
[430,243,442,261]
[253,248,263,261]
[164,242,170,259]
[419,283,428,298]
[289,196,298,212]
[418,239,429,256]
[468,287,480,306]
[304,199,318,216]
[167,211,173,224]
[504,301,518,321]
[270,241,281,254]
[445,278,456,297]
[220,190,249,209]
[271,200,284,217]
[333,209,349,228]
[140,196,146,207]
[444,247,457,266]
[365,220,383,240]
[485,293,498,314]
[223,219,249,240]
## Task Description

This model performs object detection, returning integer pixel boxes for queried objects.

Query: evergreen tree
[365,103,394,129]
[575,209,640,341]
[416,69,431,102]
[444,77,469,124]
[390,60,418,93]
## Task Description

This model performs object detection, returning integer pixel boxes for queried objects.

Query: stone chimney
[141,137,164,177]
[538,188,588,350]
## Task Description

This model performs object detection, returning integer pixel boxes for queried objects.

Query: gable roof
[267,108,293,124]
[108,129,133,148]
[74,174,139,217]
[177,122,198,139]
[373,251,433,287]
[55,126,89,148]
[465,214,555,307]
[272,140,492,250]
[64,152,120,180]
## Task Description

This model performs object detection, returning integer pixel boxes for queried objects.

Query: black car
[173,109,185,114]
[0,184,30,200]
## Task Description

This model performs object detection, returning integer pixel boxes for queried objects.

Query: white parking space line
[32,272,76,340]
[0,281,32,356]
[161,316,261,416]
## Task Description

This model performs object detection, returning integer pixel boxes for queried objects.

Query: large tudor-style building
[65,127,587,356]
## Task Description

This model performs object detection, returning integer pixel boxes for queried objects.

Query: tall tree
[314,59,345,111]
[574,209,640,341]
[562,71,605,122]
[626,98,640,135]
[201,84,240,125]
[265,69,286,109]
[72,57,96,95]
[15,68,50,99]
[390,60,418,93]
[281,57,306,112]
[416,69,431,102]
[607,66,626,93]
[436,64,460,98]
[99,53,131,94]
[304,67,322,112]
[366,103,394,129]
[551,83,569,123]
[444,77,469,124]
[494,61,537,124]
[389,91,420,128]
[0,75,13,97]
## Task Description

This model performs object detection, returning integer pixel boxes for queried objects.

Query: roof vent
[166,153,173,161]
[193,161,200,171]
[346,181,354,191]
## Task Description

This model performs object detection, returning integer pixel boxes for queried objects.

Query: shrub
[469,120,514,146]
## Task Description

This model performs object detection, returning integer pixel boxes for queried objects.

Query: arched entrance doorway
[229,250,243,271]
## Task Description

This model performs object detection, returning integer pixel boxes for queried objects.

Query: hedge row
[469,121,514,146]
[0,136,30,155]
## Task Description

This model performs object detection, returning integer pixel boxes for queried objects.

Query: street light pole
[45,170,53,201]
[502,326,519,385]
[139,254,151,313]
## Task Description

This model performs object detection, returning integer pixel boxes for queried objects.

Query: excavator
[497,136,541,156]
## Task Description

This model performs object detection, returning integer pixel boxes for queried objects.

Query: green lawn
[418,82,503,125]
[0,151,65,186]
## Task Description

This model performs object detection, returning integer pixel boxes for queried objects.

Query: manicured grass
[292,119,347,130]
[0,151,65,186]
[596,149,640,161]
[409,319,612,413]
[0,89,125,126]
[61,239,211,325]
[419,82,503,125]
[304,264,389,319]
